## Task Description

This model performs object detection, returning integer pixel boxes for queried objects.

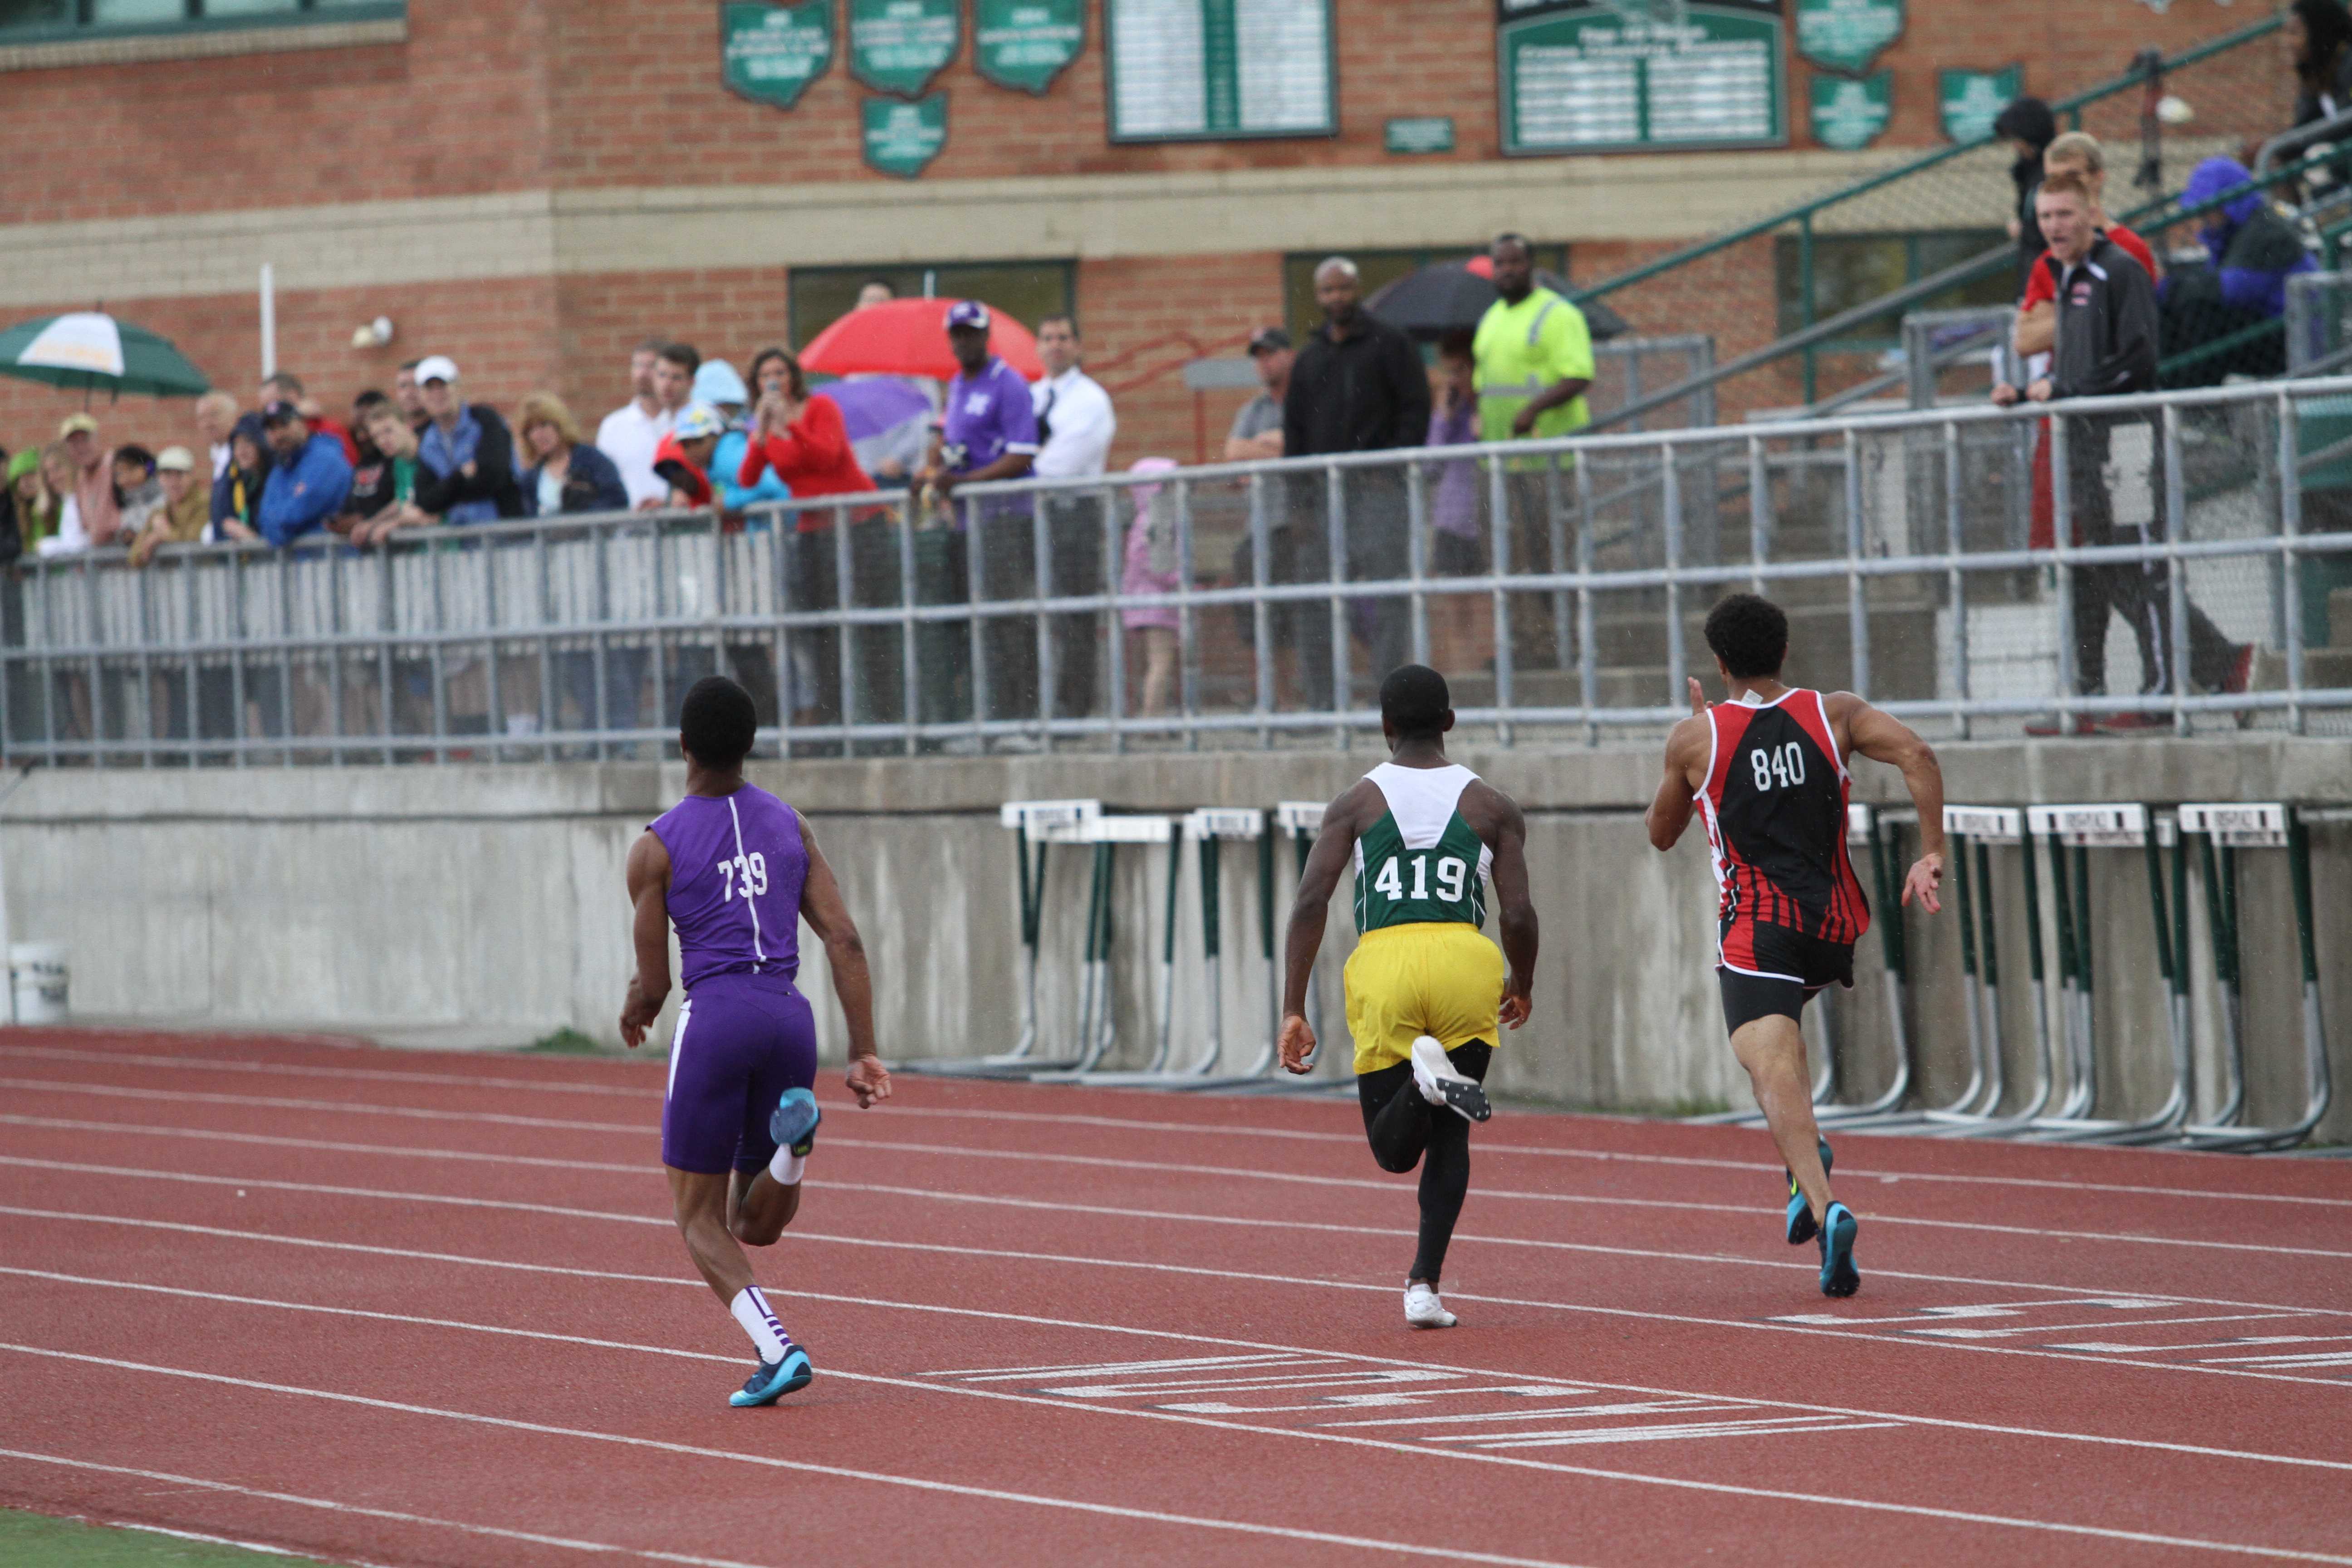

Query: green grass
[0,1509,347,1566]
[521,1026,606,1054]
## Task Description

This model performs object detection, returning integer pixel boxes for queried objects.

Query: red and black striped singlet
[1693,688,1872,971]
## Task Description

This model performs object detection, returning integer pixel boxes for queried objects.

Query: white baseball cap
[414,354,460,384]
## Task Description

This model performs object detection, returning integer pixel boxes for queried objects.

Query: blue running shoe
[729,1345,813,1407]
[769,1087,821,1158]
[1784,1136,1834,1245]
[1817,1202,1859,1298]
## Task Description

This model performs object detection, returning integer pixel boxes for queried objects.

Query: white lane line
[0,1347,1593,1568]
[10,1161,2352,1392]
[7,1341,2347,1565]
[9,1137,2351,1325]
[8,1220,2349,1475]
[6,1088,2342,1262]
[13,1053,2349,1211]
[0,1449,769,1568]
[16,1112,2346,1313]
[0,1044,650,1098]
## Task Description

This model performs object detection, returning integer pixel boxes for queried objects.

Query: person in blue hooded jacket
[255,400,352,547]
[2160,157,2317,383]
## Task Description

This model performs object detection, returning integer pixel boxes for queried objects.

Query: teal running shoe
[1817,1202,1860,1298]
[769,1087,820,1157]
[729,1345,813,1407]
[1784,1137,1834,1245]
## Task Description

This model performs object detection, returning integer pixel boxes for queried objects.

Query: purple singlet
[649,783,819,1175]
[648,783,809,989]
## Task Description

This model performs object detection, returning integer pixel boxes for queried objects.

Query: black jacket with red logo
[2047,235,2160,401]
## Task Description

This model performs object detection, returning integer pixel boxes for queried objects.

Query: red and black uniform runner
[1695,688,1872,1034]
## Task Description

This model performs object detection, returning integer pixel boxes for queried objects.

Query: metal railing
[9,377,2352,764]
[1572,15,2287,406]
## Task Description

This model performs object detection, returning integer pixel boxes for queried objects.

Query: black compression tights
[1357,1040,1494,1286]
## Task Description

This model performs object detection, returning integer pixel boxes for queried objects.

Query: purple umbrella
[817,376,934,441]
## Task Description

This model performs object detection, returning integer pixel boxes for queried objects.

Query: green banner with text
[850,0,960,98]
[720,1,834,111]
[1809,69,1890,151]
[1940,63,2023,145]
[1793,0,1901,75]
[863,92,949,176]
[975,0,1086,94]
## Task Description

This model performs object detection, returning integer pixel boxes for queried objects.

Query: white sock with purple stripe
[729,1285,792,1364]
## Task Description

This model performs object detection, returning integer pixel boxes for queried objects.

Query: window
[1774,230,2011,347]
[1280,245,1571,345]
[0,0,396,42]
[787,261,1077,351]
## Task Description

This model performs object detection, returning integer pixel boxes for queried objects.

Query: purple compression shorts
[661,971,818,1175]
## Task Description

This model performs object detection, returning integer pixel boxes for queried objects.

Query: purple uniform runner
[650,782,818,1175]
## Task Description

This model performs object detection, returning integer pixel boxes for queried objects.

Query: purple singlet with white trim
[648,784,808,990]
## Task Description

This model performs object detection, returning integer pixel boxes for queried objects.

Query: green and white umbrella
[0,311,210,398]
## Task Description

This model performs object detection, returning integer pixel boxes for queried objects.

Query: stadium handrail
[1567,13,2282,313]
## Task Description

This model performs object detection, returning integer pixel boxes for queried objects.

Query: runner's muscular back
[1648,677,1949,912]
[1279,748,1541,1071]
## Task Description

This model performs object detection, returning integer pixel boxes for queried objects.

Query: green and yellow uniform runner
[1344,762,1508,1074]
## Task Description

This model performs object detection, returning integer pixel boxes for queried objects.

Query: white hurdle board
[1275,800,1326,835]
[2176,802,2290,848]
[1943,806,2024,843]
[1186,808,1265,841]
[1086,814,1176,845]
[2028,803,2155,848]
[1847,803,1874,844]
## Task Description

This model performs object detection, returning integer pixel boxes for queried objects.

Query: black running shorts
[1718,921,1855,1038]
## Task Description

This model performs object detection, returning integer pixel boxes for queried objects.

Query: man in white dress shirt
[597,336,682,508]
[1029,315,1117,720]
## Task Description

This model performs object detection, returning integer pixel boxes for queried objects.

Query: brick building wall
[0,0,2285,469]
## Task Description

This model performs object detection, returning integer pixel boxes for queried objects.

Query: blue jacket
[712,428,792,513]
[2179,156,2317,320]
[521,441,630,516]
[255,431,353,547]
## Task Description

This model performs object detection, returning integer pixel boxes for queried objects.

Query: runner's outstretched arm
[620,831,672,1049]
[1278,783,1370,1073]
[1837,695,1948,912]
[798,818,891,1107]
[1478,786,1539,1029]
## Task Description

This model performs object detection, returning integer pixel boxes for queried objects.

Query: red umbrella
[799,298,1044,381]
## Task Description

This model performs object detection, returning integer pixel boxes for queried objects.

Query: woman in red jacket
[740,348,879,735]
[739,349,874,514]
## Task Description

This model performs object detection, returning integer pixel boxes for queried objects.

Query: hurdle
[1695,805,1916,1128]
[1926,807,2067,1138]
[1163,808,1289,1089]
[1028,812,1184,1081]
[2168,803,2332,1152]
[1202,800,1354,1093]
[2015,804,2194,1143]
[897,798,1102,1077]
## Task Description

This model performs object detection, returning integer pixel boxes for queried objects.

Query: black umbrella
[1364,261,1631,342]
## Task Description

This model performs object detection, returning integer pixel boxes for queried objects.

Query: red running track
[2,1026,2350,1567]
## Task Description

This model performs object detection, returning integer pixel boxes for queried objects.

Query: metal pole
[1945,421,1970,739]
[1487,453,1514,745]
[2163,404,2190,734]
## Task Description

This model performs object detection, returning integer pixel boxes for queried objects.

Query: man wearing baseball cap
[58,412,122,548]
[414,355,522,523]
[1225,327,1292,463]
[128,446,212,567]
[256,399,353,547]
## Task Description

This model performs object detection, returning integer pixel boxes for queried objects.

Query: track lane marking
[0,1449,775,1568]
[15,1112,2349,1312]
[5,1128,2352,1326]
[0,1348,1593,1568]
[5,1340,2347,1564]
[4,1087,2342,1260]
[10,1051,2349,1209]
[9,1160,2352,1390]
[13,1190,2352,1446]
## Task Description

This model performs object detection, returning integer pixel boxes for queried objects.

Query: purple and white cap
[945,299,991,333]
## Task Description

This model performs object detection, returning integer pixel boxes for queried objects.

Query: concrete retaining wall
[6,735,2348,1139]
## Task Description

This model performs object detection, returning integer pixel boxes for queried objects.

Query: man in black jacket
[1283,256,1432,710]
[2002,173,2247,718]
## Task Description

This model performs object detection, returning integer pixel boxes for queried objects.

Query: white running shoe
[1403,1281,1456,1328]
[1409,1035,1492,1122]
